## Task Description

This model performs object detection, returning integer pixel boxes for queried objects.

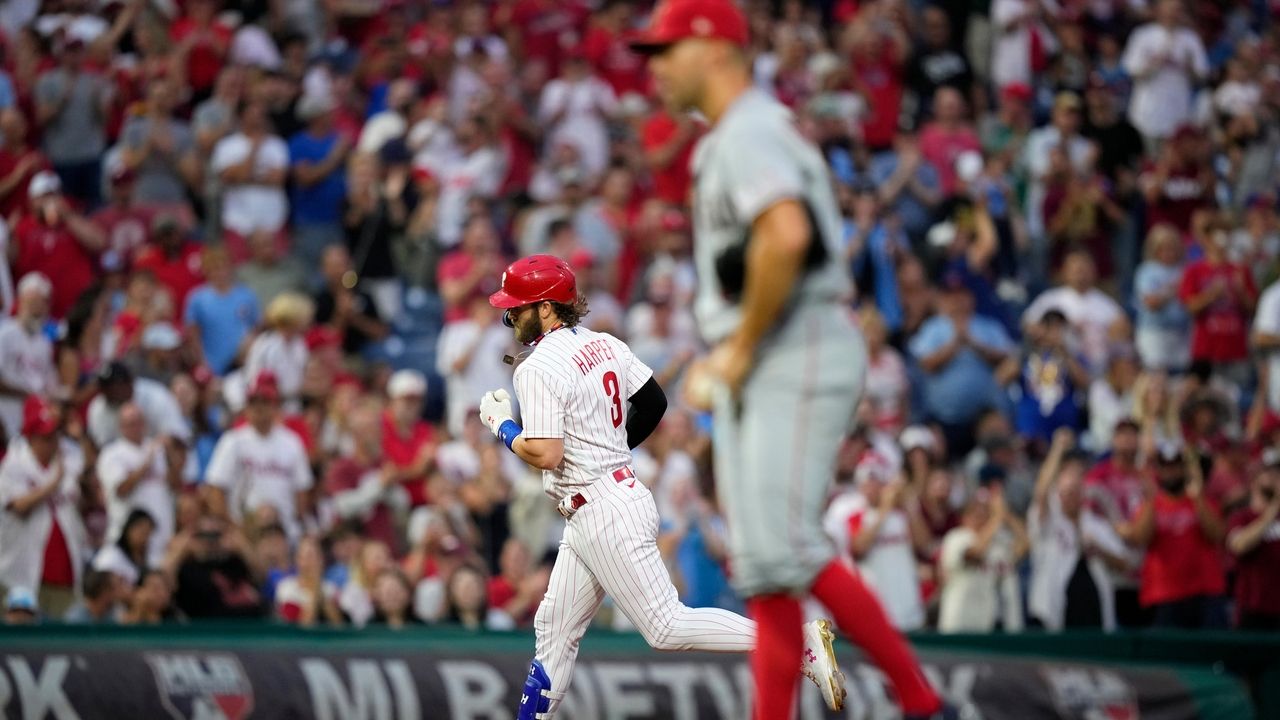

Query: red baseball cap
[305,325,342,350]
[21,395,58,437]
[247,371,281,402]
[630,0,749,55]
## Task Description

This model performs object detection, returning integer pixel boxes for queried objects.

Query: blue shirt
[660,518,740,612]
[288,131,347,226]
[184,284,260,375]
[869,151,942,242]
[849,219,906,331]
[909,314,1013,424]
[1133,261,1190,331]
[1015,350,1082,442]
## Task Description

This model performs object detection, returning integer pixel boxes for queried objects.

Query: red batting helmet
[488,255,577,309]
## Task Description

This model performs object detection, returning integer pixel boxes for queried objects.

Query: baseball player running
[631,2,955,719]
[478,255,844,719]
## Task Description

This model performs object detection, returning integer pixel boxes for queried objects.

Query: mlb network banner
[0,645,1235,720]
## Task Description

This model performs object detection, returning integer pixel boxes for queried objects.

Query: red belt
[566,467,635,511]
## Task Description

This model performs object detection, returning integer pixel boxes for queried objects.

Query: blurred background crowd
[2,0,1280,638]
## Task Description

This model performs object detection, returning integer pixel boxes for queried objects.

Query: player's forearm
[512,435,564,471]
[735,201,812,350]
[1228,508,1280,555]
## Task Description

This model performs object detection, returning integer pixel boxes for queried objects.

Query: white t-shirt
[210,133,290,235]
[431,146,506,247]
[1023,286,1124,372]
[990,0,1058,90]
[436,319,514,437]
[0,437,86,594]
[1122,23,1208,139]
[513,326,653,500]
[823,490,924,630]
[538,77,617,179]
[92,543,142,587]
[1027,493,1124,631]
[96,437,175,566]
[938,526,1023,633]
[244,331,309,401]
[0,318,55,439]
[206,424,313,539]
[1256,281,1280,413]
[87,379,191,448]
[275,574,338,621]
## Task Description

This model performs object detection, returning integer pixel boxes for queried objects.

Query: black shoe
[904,704,959,720]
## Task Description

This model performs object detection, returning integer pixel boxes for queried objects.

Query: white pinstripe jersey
[514,325,653,500]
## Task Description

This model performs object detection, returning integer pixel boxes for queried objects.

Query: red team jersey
[1177,259,1257,363]
[1138,493,1226,607]
[1226,507,1280,617]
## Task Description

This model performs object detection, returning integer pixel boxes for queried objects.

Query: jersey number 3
[602,371,623,428]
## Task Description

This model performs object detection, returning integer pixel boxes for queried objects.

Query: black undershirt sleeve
[626,376,667,450]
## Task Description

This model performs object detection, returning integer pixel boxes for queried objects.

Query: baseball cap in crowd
[854,452,894,486]
[1113,417,1141,434]
[899,425,936,455]
[98,361,133,386]
[569,248,595,272]
[1262,447,1280,470]
[1155,438,1184,464]
[141,322,182,352]
[306,326,342,351]
[1172,124,1200,143]
[1001,83,1032,103]
[296,92,336,122]
[629,0,749,55]
[247,371,281,402]
[411,166,438,186]
[387,369,427,399]
[1053,91,1082,112]
[28,170,61,199]
[21,395,59,437]
[977,464,1007,487]
[109,164,136,185]
[5,586,37,614]
[16,271,52,299]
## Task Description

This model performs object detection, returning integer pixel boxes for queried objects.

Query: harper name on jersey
[514,325,653,501]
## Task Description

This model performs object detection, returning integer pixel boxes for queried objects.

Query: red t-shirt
[436,251,506,323]
[1138,493,1226,607]
[133,243,205,321]
[325,457,401,556]
[41,515,75,588]
[0,149,50,220]
[641,111,699,206]
[1084,458,1146,521]
[1141,162,1211,233]
[918,123,981,196]
[381,412,436,507]
[487,576,516,610]
[507,0,591,76]
[1226,507,1280,617]
[583,25,646,97]
[12,215,97,320]
[851,46,904,150]
[1177,259,1256,363]
[169,19,232,93]
[91,204,153,269]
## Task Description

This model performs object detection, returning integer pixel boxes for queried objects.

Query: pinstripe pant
[533,473,755,717]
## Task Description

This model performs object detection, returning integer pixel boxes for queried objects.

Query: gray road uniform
[691,88,867,596]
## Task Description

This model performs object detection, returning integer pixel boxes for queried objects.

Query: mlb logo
[146,653,255,720]
[1041,665,1139,720]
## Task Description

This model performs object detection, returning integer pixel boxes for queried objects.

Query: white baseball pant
[533,469,755,717]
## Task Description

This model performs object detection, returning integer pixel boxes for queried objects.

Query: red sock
[810,561,941,716]
[746,594,803,720]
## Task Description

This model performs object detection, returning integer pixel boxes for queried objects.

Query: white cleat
[801,619,847,711]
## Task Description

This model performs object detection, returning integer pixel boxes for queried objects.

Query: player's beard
[514,310,543,345]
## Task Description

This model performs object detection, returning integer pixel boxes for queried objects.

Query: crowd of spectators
[1,0,1280,637]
